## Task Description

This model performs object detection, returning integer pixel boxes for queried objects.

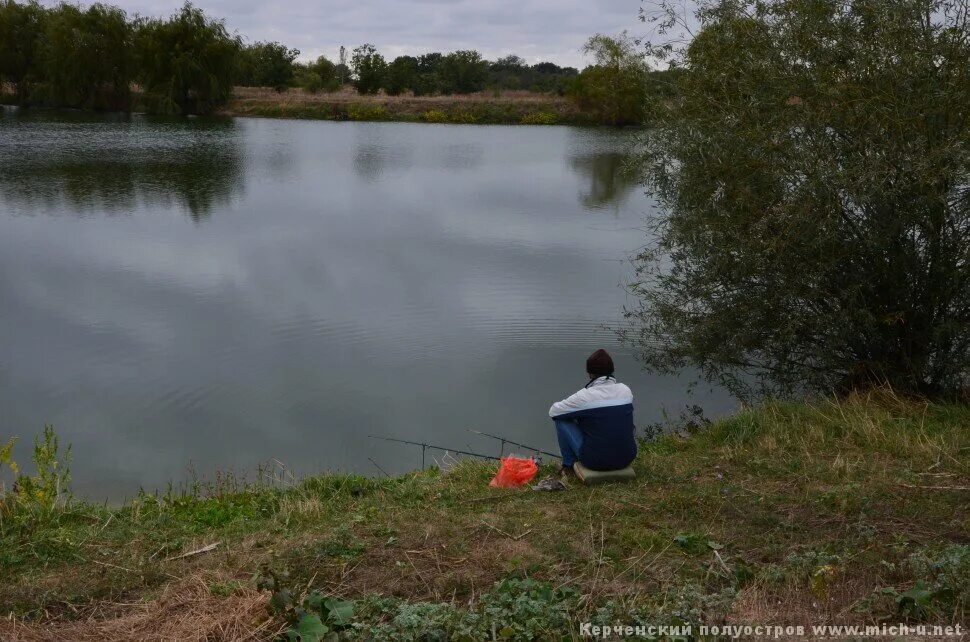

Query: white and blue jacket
[549,376,637,470]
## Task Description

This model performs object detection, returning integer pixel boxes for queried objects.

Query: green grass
[1,392,967,638]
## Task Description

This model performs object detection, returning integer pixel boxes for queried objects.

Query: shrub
[520,111,558,125]
[626,0,970,399]
[347,103,387,121]
[421,109,447,123]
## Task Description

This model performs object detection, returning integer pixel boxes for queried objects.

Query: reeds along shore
[223,86,596,125]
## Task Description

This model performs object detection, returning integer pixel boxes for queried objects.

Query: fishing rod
[368,435,502,470]
[466,429,562,460]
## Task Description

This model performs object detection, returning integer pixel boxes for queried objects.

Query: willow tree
[41,2,134,109]
[626,0,970,398]
[135,2,240,115]
[571,33,650,125]
[0,0,45,102]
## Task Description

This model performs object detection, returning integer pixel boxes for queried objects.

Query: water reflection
[569,151,639,211]
[0,112,244,221]
[0,115,734,500]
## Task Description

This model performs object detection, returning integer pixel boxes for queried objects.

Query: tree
[41,2,134,109]
[384,55,417,95]
[488,54,527,89]
[295,55,338,93]
[438,50,488,94]
[338,45,347,86]
[625,0,970,399]
[350,43,386,94]
[412,52,443,95]
[530,61,578,94]
[135,2,240,115]
[238,41,299,91]
[570,33,649,125]
[0,0,45,101]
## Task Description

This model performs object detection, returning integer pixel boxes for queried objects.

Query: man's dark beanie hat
[586,349,615,376]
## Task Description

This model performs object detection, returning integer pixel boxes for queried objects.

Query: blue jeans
[554,419,583,467]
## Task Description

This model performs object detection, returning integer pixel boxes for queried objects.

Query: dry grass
[224,86,587,124]
[0,573,278,642]
[231,85,571,106]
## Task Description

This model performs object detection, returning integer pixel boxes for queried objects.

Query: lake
[0,108,735,499]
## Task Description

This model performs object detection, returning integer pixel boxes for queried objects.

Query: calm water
[0,108,734,499]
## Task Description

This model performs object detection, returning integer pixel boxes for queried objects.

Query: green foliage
[488,56,579,94]
[673,531,722,555]
[40,2,134,109]
[569,33,649,125]
[488,54,527,90]
[897,544,970,619]
[258,567,357,641]
[411,52,443,95]
[135,2,240,114]
[237,41,299,91]
[350,43,386,95]
[0,0,44,100]
[519,111,557,125]
[477,577,578,639]
[347,103,387,121]
[261,574,578,641]
[627,0,970,399]
[634,582,737,627]
[294,55,338,94]
[384,55,418,96]
[422,108,448,123]
[437,50,488,94]
[0,437,17,478]
[0,424,71,523]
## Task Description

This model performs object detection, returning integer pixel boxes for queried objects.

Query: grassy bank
[1,392,967,640]
[223,87,596,126]
[2,86,598,126]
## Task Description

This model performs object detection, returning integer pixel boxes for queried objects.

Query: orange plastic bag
[489,456,538,488]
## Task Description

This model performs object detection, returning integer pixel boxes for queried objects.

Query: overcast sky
[41,0,645,68]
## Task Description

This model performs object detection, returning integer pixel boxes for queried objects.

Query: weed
[422,109,448,123]
[673,531,722,556]
[261,575,580,641]
[258,566,356,641]
[347,104,388,121]
[0,424,72,524]
[520,111,558,125]
[208,579,247,597]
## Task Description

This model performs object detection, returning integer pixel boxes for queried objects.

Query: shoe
[558,465,576,479]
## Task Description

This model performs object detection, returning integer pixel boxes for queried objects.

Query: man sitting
[549,348,637,477]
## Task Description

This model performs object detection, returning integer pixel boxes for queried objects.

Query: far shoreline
[3,86,616,127]
[221,86,597,126]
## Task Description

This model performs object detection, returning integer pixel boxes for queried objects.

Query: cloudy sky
[41,0,646,68]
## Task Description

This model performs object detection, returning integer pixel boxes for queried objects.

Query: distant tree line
[234,43,584,98]
[0,0,662,122]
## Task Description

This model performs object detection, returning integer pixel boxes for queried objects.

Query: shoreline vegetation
[0,85,592,127]
[0,1,659,126]
[0,84,622,126]
[221,87,594,126]
[1,392,967,639]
